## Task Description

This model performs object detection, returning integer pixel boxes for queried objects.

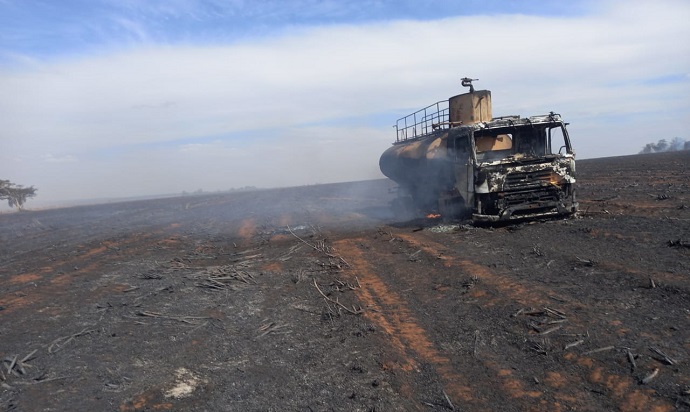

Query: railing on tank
[395,100,450,142]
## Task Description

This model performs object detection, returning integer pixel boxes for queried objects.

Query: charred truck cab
[379,78,578,222]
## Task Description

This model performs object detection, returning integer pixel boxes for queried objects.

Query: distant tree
[0,180,37,210]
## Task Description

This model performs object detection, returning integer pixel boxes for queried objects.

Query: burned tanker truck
[380,78,578,222]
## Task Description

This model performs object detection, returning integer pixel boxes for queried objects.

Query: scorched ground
[0,151,688,411]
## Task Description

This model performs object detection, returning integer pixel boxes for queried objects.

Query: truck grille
[502,188,560,207]
[504,169,553,190]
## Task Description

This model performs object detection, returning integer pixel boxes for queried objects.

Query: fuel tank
[379,131,448,183]
[380,88,490,202]
[379,131,454,209]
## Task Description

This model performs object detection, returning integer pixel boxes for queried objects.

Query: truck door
[451,132,474,211]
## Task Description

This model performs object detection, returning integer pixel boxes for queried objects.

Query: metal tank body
[380,86,492,215]
[379,131,453,210]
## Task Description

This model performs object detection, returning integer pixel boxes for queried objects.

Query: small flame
[426,213,441,219]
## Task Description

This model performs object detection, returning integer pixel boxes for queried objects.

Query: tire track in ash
[337,239,580,411]
[394,231,674,412]
[336,238,516,411]
[395,233,601,411]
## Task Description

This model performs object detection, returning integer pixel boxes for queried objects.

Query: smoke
[639,137,689,154]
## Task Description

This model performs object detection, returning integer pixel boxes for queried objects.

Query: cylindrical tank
[379,131,452,209]
[381,88,489,211]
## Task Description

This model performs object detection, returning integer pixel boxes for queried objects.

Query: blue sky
[1,1,592,59]
[1,0,689,207]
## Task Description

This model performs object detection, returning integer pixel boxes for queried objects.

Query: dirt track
[1,151,689,411]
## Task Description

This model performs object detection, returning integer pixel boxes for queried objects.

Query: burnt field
[1,151,689,411]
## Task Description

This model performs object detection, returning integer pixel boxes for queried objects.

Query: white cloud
[41,153,77,163]
[1,0,689,204]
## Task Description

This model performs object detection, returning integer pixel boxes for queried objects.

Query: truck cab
[443,113,577,221]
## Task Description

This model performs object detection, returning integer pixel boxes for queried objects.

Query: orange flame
[426,213,441,219]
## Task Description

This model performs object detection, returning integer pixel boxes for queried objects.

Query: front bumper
[473,186,578,222]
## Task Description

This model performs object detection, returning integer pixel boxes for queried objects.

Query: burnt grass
[1,150,689,411]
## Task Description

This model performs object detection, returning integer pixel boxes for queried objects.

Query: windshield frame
[472,121,572,163]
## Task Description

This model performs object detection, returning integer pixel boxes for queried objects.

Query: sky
[1,0,689,208]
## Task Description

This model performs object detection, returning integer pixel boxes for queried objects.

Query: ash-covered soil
[1,151,688,411]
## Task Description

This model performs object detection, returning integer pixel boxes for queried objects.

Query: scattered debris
[650,347,677,365]
[544,307,567,319]
[473,330,480,358]
[668,239,690,249]
[2,350,36,378]
[135,311,210,325]
[49,328,98,353]
[640,368,659,385]
[532,244,544,257]
[257,320,290,338]
[583,346,616,356]
[575,256,596,266]
[591,195,619,202]
[580,208,610,216]
[408,249,422,261]
[313,279,363,315]
[538,325,562,336]
[15,374,72,386]
[193,264,257,291]
[530,340,550,355]
[511,308,525,317]
[290,269,306,284]
[139,272,163,280]
[279,243,304,262]
[564,340,584,350]
[627,349,637,372]
[287,225,350,268]
[546,294,568,303]
[442,390,455,411]
[331,279,357,292]
[428,224,461,233]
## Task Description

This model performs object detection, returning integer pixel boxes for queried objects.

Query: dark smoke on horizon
[639,137,690,154]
